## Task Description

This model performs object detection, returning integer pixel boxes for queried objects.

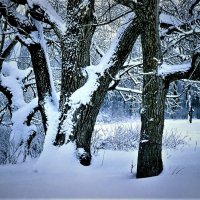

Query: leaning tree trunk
[27,43,54,133]
[136,0,169,178]
[68,75,112,166]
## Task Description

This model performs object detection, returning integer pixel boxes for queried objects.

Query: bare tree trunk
[136,78,169,177]
[136,0,200,178]
[136,0,169,178]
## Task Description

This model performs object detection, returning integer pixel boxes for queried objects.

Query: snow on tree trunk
[55,15,141,165]
[59,0,96,110]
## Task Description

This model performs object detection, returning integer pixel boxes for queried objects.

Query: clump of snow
[10,98,38,144]
[2,62,26,108]
[69,65,100,105]
[141,139,149,143]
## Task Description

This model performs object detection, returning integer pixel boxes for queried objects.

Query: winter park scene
[1,0,200,199]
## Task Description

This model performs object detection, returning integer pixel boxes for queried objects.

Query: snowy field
[0,119,200,199]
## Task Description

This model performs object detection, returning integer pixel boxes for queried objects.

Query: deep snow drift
[0,119,199,199]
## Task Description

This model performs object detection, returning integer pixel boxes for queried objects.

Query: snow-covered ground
[0,119,200,199]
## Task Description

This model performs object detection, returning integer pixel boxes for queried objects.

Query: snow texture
[0,119,200,199]
[1,43,37,149]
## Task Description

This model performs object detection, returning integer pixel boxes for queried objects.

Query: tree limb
[189,0,200,15]
[163,52,200,82]
[0,0,36,34]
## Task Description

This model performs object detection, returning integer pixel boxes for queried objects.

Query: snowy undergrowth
[92,121,190,153]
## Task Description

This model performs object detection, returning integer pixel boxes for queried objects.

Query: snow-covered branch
[115,86,142,94]
[0,1,36,33]
[158,52,200,82]
[189,0,200,15]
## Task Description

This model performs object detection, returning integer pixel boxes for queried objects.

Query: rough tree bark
[136,0,169,178]
[59,0,96,110]
[54,0,97,163]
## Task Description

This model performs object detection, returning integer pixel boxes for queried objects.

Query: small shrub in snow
[92,124,140,152]
[28,124,45,158]
[101,124,140,151]
[91,129,104,155]
[163,129,189,149]
[0,122,44,164]
[92,124,189,153]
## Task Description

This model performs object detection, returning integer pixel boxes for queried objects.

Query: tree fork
[56,17,141,166]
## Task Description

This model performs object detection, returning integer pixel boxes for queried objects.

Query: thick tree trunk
[59,0,96,110]
[136,78,169,177]
[69,75,112,166]
[56,0,96,151]
[55,16,141,165]
[136,0,169,178]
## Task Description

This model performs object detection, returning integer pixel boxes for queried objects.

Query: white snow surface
[0,119,200,199]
